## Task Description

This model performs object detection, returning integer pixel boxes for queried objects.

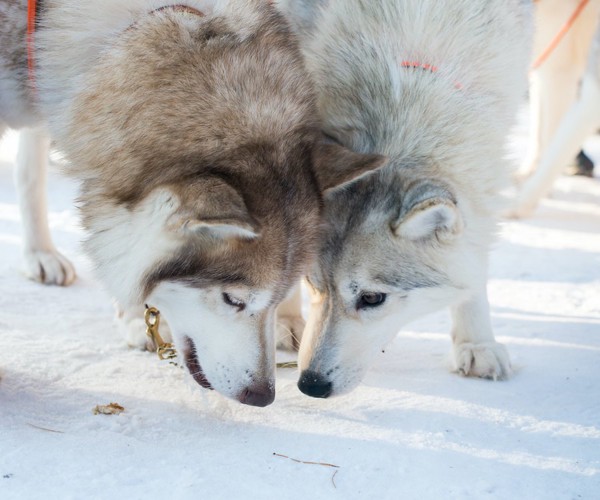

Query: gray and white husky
[278,0,532,397]
[0,0,383,405]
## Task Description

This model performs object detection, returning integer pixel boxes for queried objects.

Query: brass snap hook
[144,305,177,361]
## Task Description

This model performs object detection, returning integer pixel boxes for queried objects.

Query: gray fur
[277,0,533,395]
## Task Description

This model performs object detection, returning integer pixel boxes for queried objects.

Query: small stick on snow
[273,452,339,468]
[26,423,64,434]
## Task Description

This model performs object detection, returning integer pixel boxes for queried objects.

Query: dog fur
[509,0,600,218]
[0,0,383,405]
[277,0,532,397]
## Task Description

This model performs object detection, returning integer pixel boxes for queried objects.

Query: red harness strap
[27,0,38,92]
[400,60,463,90]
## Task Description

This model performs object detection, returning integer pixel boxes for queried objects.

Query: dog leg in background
[519,0,600,180]
[276,283,305,351]
[451,289,511,380]
[520,68,584,179]
[14,127,76,286]
[509,69,600,218]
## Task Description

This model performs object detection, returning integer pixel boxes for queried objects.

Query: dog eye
[222,293,246,311]
[357,292,387,310]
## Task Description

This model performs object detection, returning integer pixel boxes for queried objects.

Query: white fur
[84,189,182,307]
[148,282,275,401]
[14,127,75,285]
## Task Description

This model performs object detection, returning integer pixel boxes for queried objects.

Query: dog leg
[276,283,305,351]
[519,70,583,181]
[451,289,510,380]
[14,127,76,285]
[509,73,600,218]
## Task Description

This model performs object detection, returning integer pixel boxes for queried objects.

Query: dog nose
[298,370,333,398]
[237,384,275,407]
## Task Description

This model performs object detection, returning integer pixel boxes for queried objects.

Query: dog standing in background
[509,0,600,218]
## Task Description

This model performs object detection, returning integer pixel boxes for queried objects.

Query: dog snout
[237,383,275,407]
[297,370,333,398]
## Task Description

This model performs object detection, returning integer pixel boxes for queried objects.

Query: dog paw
[276,314,305,351]
[453,342,511,380]
[504,199,537,219]
[23,248,76,286]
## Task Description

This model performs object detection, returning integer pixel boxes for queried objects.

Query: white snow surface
[1,125,599,499]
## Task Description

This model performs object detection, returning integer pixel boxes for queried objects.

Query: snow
[1,125,599,499]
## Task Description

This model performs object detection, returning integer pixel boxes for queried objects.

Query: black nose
[298,370,333,398]
[237,384,275,407]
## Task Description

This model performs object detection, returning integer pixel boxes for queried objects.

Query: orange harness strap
[531,0,591,71]
[400,61,463,90]
[27,0,38,92]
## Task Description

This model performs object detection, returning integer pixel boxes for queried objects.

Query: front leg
[451,289,510,380]
[14,127,76,285]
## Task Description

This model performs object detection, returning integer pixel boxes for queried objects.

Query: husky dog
[509,0,600,218]
[0,0,383,405]
[277,0,532,397]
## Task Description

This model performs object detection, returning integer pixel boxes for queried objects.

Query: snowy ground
[1,126,599,500]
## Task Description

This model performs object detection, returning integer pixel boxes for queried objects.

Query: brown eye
[222,293,246,311]
[357,292,386,310]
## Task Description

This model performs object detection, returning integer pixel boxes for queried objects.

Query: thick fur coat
[278,0,532,396]
[0,0,382,405]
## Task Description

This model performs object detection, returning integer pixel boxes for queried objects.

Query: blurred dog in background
[509,0,600,218]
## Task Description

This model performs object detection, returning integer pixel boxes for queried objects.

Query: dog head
[57,1,383,406]
[298,169,486,398]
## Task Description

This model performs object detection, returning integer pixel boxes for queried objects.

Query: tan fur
[0,0,384,405]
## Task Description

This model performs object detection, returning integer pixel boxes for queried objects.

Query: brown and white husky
[0,0,383,405]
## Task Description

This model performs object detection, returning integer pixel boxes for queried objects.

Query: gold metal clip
[144,306,178,361]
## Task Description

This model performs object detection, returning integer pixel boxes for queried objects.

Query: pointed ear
[181,216,259,239]
[392,193,463,242]
[313,142,388,193]
[169,178,260,240]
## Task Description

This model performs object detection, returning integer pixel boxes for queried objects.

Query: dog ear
[170,178,260,240]
[181,216,260,239]
[392,189,463,242]
[313,142,388,193]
